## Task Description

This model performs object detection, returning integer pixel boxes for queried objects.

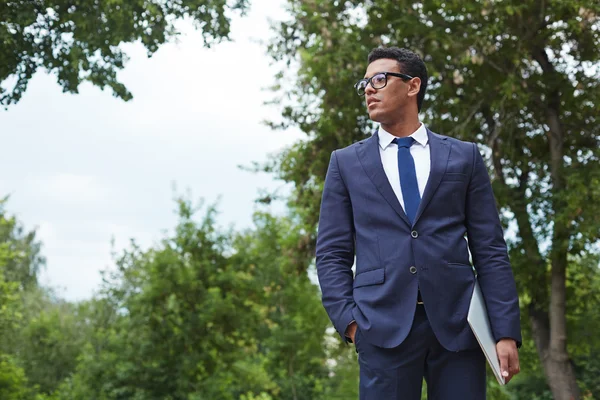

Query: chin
[368,110,383,122]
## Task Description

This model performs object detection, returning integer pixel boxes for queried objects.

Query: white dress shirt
[378,123,431,211]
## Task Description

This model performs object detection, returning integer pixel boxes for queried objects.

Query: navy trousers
[355,304,486,400]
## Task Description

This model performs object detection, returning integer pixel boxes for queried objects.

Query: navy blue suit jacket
[315,129,521,351]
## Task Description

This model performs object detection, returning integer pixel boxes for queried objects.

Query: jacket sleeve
[466,143,522,346]
[315,150,356,343]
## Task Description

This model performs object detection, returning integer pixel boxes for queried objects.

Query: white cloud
[36,218,163,301]
[0,1,303,302]
[37,220,58,243]
[35,174,112,205]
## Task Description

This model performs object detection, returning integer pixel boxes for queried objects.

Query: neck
[380,115,421,138]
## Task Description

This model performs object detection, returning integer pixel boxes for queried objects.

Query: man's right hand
[346,321,358,343]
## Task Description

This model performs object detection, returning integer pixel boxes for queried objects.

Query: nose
[364,82,376,95]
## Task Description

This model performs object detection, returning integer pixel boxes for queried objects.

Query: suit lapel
[413,129,451,225]
[356,130,412,227]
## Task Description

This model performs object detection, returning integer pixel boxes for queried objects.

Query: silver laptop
[467,279,505,385]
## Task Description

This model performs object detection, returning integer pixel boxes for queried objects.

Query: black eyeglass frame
[354,72,414,96]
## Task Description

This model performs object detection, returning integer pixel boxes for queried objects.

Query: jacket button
[411,230,418,238]
[409,266,417,274]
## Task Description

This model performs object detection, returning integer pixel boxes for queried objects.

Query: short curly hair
[367,47,428,111]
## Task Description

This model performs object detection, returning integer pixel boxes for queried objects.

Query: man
[315,47,521,399]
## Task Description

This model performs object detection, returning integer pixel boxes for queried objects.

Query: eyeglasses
[354,72,414,96]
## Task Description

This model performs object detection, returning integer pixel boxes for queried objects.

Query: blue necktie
[393,137,420,224]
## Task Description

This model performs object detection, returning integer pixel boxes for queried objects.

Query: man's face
[363,58,416,123]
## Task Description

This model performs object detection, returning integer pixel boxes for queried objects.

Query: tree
[266,1,600,398]
[13,289,89,395]
[0,222,22,340]
[0,197,45,289]
[0,355,36,400]
[232,211,332,400]
[57,199,275,399]
[0,205,39,400]
[53,198,333,400]
[0,0,249,107]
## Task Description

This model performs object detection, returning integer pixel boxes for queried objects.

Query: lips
[367,98,380,106]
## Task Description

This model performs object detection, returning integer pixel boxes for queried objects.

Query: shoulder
[331,134,372,159]
[429,129,480,159]
[428,129,484,175]
[340,135,372,151]
[429,129,475,149]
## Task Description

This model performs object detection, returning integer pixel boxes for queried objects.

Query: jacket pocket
[353,268,385,288]
[442,172,468,182]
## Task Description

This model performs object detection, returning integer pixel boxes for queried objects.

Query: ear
[407,77,421,98]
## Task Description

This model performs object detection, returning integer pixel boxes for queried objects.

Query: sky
[0,1,304,301]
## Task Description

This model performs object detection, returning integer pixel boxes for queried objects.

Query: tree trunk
[543,347,580,400]
[543,107,581,399]
[530,46,581,400]
[485,41,582,396]
[529,303,580,399]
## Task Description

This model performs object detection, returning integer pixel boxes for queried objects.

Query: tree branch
[481,104,548,310]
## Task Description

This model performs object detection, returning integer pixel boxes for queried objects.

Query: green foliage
[0,0,250,107]
[45,198,332,399]
[0,200,26,345]
[232,212,331,399]
[55,200,272,399]
[0,355,34,400]
[318,345,359,399]
[0,197,44,290]
[16,294,89,394]
[1,195,599,399]
[0,265,21,339]
[266,0,600,397]
[1,1,599,397]
[0,203,47,399]
[268,0,600,255]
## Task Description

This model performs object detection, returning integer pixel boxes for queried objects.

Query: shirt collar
[378,123,428,150]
